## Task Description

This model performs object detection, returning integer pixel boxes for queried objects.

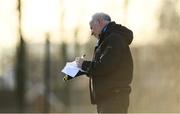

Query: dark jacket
[82,22,133,104]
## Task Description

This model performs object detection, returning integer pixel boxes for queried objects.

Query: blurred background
[0,0,180,113]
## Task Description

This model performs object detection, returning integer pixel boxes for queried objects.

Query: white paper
[61,61,84,77]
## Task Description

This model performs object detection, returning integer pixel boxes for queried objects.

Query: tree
[15,37,27,112]
[15,0,27,112]
[43,34,51,112]
[158,0,180,44]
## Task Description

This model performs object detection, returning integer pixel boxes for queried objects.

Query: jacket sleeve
[82,34,126,77]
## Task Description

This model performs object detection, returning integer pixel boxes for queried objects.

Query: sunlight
[0,0,18,48]
[0,0,166,48]
[128,0,162,46]
[22,0,61,43]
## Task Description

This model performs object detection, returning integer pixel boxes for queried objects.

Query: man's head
[89,12,111,39]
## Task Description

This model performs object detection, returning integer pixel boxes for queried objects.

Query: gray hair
[90,12,111,24]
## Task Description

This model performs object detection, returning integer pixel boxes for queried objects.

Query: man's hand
[75,54,86,68]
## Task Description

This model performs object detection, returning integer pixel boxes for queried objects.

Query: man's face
[90,20,101,39]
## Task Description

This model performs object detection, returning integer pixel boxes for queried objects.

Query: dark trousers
[96,93,130,113]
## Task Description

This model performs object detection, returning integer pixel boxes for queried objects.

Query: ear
[97,18,103,25]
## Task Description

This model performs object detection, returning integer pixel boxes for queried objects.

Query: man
[76,12,133,113]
